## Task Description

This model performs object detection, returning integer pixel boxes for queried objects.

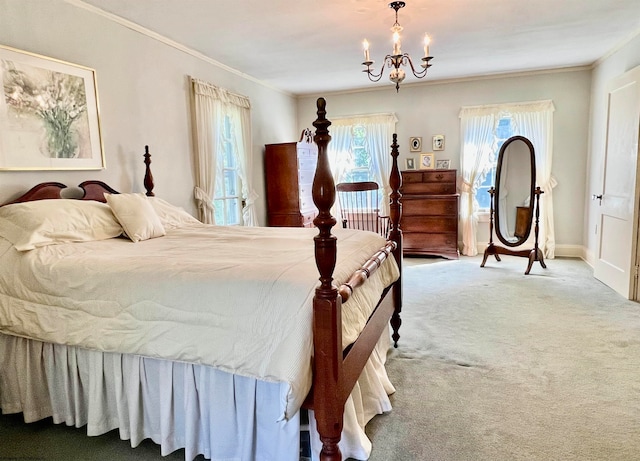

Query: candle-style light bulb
[363,39,371,61]
[423,34,431,57]
[393,30,401,55]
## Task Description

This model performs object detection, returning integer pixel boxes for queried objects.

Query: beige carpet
[362,255,640,461]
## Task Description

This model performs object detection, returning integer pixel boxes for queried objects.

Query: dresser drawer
[404,232,458,251]
[401,181,456,195]
[402,197,458,216]
[401,215,457,233]
[401,170,456,195]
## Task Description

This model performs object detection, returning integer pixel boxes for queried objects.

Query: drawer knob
[436,174,444,180]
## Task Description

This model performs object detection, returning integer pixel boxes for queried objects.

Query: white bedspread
[0,224,399,419]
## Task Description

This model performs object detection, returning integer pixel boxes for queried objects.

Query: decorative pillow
[148,197,201,229]
[0,199,123,251]
[105,193,166,242]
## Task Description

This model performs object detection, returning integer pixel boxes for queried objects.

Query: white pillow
[148,197,201,229]
[105,193,166,242]
[0,199,123,251]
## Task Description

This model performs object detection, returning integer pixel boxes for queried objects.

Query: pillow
[105,193,166,242]
[148,197,201,229]
[0,199,123,251]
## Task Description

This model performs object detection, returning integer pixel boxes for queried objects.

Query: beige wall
[0,0,298,225]
[297,69,591,255]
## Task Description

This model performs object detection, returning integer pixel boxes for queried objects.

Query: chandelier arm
[404,54,431,78]
[362,56,392,82]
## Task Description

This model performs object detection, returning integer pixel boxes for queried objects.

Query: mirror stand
[481,186,547,275]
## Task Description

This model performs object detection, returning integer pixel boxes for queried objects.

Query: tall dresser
[265,129,318,227]
[400,169,459,259]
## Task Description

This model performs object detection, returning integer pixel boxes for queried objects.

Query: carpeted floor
[363,255,640,461]
[1,255,639,461]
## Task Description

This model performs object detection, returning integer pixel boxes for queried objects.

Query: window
[191,78,256,226]
[213,115,242,225]
[338,124,374,183]
[476,116,513,211]
[328,113,397,216]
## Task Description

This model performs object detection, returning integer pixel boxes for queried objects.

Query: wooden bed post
[388,134,403,347]
[143,145,155,197]
[311,97,344,461]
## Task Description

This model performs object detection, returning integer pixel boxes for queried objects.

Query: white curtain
[328,114,397,216]
[512,101,556,258]
[191,78,257,225]
[458,109,496,256]
[458,100,556,257]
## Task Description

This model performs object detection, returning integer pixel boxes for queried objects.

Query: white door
[593,65,640,299]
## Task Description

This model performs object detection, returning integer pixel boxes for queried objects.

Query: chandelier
[362,1,434,92]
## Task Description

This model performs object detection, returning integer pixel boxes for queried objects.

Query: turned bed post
[387,134,403,347]
[143,145,155,197]
[311,97,343,461]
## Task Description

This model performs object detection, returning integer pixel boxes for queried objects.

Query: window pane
[226,198,240,225]
[213,199,224,224]
[474,116,512,209]
[224,170,237,196]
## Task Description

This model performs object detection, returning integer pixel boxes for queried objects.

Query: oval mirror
[494,136,536,247]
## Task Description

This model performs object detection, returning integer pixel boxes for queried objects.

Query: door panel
[593,66,640,299]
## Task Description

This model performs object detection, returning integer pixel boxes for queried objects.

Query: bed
[0,97,404,461]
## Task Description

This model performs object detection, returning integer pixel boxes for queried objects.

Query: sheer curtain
[459,108,496,256]
[459,100,556,257]
[512,101,556,257]
[190,78,257,225]
[328,114,397,215]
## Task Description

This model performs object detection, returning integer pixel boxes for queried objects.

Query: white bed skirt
[0,331,394,461]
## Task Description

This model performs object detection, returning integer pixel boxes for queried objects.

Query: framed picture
[419,152,435,170]
[409,136,422,152]
[405,158,416,170]
[0,45,105,170]
[432,134,445,151]
[436,159,451,169]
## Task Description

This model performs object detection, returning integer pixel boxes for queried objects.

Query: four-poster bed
[0,98,403,461]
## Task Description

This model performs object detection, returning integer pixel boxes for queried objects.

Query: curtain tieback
[461,181,473,194]
[194,186,214,210]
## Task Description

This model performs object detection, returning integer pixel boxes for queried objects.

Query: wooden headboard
[0,146,155,206]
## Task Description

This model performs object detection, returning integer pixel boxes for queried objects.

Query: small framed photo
[409,137,422,152]
[432,134,445,151]
[436,159,451,169]
[419,152,435,170]
[405,158,416,170]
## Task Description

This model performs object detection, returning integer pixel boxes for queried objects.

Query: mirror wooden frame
[481,136,547,274]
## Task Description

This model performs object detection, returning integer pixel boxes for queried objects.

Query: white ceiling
[76,0,640,95]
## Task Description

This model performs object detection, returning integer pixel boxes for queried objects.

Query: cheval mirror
[481,135,546,274]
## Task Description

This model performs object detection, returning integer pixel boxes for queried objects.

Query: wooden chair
[336,181,390,237]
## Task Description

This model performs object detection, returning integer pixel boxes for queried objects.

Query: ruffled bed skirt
[0,331,394,461]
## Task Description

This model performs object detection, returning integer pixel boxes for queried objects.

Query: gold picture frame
[409,136,422,152]
[419,152,435,170]
[436,159,451,169]
[432,134,445,151]
[0,45,105,170]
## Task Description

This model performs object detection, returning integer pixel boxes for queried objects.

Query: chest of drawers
[400,169,459,259]
[265,131,318,228]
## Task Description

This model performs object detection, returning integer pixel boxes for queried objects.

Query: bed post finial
[143,145,155,197]
[388,133,403,347]
[311,97,344,461]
